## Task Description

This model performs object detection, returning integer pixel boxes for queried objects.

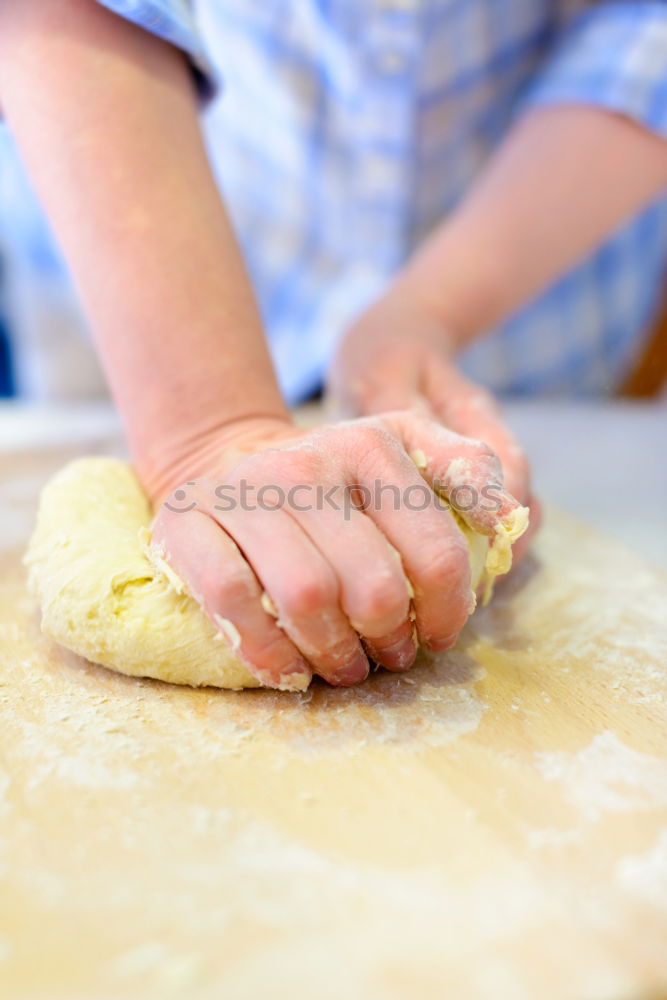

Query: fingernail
[381,635,418,671]
[426,633,459,652]
[330,654,369,686]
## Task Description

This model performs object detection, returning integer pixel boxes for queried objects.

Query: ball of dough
[25,458,259,690]
[24,458,527,690]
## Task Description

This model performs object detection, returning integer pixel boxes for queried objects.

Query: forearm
[0,0,288,494]
[399,106,667,345]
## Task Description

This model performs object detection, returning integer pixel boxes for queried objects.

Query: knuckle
[469,438,498,464]
[233,446,323,496]
[417,537,470,591]
[270,445,322,485]
[354,576,408,631]
[205,564,254,608]
[347,423,401,478]
[461,440,503,485]
[281,569,338,618]
[284,448,322,483]
[349,421,395,452]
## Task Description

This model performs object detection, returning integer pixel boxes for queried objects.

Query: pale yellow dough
[24,458,528,691]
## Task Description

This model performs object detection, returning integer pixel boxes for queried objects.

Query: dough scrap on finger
[24,458,528,690]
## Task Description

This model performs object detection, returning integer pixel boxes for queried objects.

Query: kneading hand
[326,283,541,563]
[151,411,526,690]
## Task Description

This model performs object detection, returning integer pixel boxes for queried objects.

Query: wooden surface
[1,439,667,1000]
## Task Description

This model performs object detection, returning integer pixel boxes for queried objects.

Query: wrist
[135,411,295,507]
[384,279,459,353]
[396,217,508,349]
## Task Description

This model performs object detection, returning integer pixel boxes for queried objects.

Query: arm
[397,105,667,345]
[0,0,289,502]
[329,3,667,515]
[402,1,667,339]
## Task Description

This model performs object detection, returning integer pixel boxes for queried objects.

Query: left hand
[326,283,541,563]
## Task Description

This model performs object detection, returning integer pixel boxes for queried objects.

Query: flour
[110,942,203,991]
[615,830,667,913]
[536,731,667,821]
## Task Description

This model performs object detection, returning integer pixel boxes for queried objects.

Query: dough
[24,458,527,690]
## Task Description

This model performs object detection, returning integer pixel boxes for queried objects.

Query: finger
[285,494,418,673]
[152,502,312,691]
[362,623,418,673]
[382,409,527,536]
[211,486,370,686]
[342,422,473,651]
[424,362,540,566]
[424,360,531,504]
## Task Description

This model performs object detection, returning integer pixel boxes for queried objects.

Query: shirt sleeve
[520,2,667,139]
[95,0,218,102]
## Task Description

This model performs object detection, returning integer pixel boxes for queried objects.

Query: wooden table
[1,419,666,1000]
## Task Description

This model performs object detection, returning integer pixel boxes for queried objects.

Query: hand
[150,411,526,690]
[327,283,541,561]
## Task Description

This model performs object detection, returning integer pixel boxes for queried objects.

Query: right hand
[150,410,525,690]
[327,283,541,565]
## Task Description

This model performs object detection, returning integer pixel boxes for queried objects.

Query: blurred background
[0,128,106,402]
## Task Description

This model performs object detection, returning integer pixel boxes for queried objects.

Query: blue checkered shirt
[7,1,667,401]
